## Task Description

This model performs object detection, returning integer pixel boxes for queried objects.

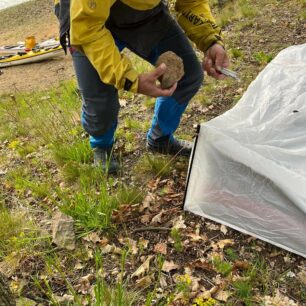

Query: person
[54,0,229,173]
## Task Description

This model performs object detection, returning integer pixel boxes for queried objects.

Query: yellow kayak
[0,38,60,55]
[0,45,64,68]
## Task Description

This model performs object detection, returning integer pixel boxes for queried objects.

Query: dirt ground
[0,0,74,95]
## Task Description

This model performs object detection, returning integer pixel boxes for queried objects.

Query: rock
[155,51,184,89]
[51,211,76,250]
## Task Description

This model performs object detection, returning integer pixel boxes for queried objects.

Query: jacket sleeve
[70,0,139,92]
[175,0,223,52]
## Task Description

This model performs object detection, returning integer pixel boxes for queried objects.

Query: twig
[132,227,171,233]
[116,207,180,223]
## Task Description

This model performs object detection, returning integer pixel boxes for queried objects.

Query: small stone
[155,51,184,89]
[52,211,76,250]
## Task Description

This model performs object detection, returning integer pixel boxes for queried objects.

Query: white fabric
[184,44,306,257]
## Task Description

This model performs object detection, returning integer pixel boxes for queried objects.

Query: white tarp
[184,44,306,257]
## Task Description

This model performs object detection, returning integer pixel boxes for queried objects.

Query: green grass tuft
[114,186,144,205]
[52,139,92,166]
[135,154,173,178]
[0,206,40,258]
[231,48,244,59]
[170,228,184,252]
[212,256,233,276]
[253,51,274,65]
[59,186,117,233]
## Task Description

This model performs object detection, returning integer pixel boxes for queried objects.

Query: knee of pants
[173,57,204,105]
[81,96,120,137]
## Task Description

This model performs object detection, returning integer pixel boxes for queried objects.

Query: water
[0,0,31,10]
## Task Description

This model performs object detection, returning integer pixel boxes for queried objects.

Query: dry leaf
[74,262,85,270]
[286,271,295,278]
[82,232,101,244]
[209,285,219,295]
[151,210,165,224]
[172,216,186,229]
[147,177,161,191]
[234,260,250,270]
[118,237,138,255]
[190,276,201,292]
[212,239,235,250]
[138,238,149,249]
[54,294,74,304]
[76,274,95,294]
[140,193,155,212]
[215,290,231,302]
[132,255,154,278]
[269,250,282,257]
[206,222,219,231]
[188,259,213,271]
[112,205,133,222]
[263,290,298,306]
[186,232,208,242]
[99,237,109,247]
[119,98,127,107]
[172,292,185,303]
[212,275,223,285]
[162,260,180,273]
[135,275,152,288]
[154,243,167,255]
[101,244,122,255]
[220,225,228,234]
[283,255,293,263]
[197,290,211,300]
[160,275,168,288]
[140,214,151,224]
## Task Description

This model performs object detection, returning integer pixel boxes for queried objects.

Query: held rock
[155,51,184,89]
[52,211,76,250]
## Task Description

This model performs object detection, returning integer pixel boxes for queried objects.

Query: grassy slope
[0,0,305,305]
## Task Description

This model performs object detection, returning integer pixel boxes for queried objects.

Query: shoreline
[0,0,74,95]
[0,0,58,46]
[0,0,32,11]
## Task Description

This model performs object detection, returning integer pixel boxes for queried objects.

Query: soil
[0,0,74,95]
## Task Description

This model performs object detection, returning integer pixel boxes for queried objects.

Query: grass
[230,48,244,59]
[59,185,118,233]
[225,248,239,261]
[52,139,92,166]
[114,185,144,205]
[35,250,140,305]
[215,0,259,27]
[170,228,184,252]
[212,256,233,276]
[0,206,42,259]
[253,51,274,65]
[135,154,174,178]
[1,0,306,304]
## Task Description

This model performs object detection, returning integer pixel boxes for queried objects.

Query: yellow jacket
[62,0,222,92]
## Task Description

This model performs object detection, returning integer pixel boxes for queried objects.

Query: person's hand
[138,64,177,97]
[203,44,230,80]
